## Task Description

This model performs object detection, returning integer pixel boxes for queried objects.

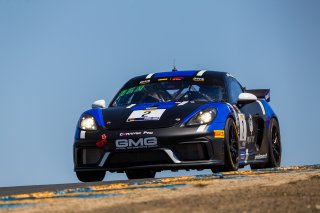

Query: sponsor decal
[119,89,127,97]
[172,76,184,81]
[119,131,153,137]
[127,87,135,94]
[193,77,205,82]
[248,114,253,135]
[127,109,166,122]
[214,130,225,138]
[157,78,168,81]
[136,85,145,91]
[255,153,268,160]
[96,139,108,148]
[96,134,108,148]
[146,107,158,110]
[119,86,145,97]
[139,79,150,85]
[115,137,158,149]
[247,136,255,143]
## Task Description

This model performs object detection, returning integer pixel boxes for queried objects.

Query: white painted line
[99,152,110,167]
[196,124,207,132]
[196,70,207,76]
[256,100,266,115]
[146,73,154,79]
[80,131,86,139]
[126,104,136,108]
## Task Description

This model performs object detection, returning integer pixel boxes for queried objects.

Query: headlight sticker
[196,124,207,132]
[127,109,166,122]
[80,131,86,139]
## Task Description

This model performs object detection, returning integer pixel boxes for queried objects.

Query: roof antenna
[172,59,177,72]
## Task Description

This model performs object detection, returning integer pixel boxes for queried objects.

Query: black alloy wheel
[269,118,281,167]
[212,118,239,173]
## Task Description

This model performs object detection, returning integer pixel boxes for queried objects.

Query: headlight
[186,108,217,126]
[80,115,97,130]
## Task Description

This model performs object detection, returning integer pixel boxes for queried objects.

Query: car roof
[109,70,231,106]
[122,70,229,87]
[151,70,227,78]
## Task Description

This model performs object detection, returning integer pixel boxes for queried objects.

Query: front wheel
[211,118,239,173]
[125,170,156,179]
[76,171,106,182]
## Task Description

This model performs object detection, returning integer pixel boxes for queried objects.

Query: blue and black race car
[74,70,281,182]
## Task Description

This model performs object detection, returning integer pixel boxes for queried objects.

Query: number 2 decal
[141,111,152,117]
[238,113,247,141]
[127,109,166,122]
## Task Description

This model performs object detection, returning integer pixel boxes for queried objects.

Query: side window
[229,78,243,104]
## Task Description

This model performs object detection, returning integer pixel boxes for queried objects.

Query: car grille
[173,143,209,161]
[78,148,104,165]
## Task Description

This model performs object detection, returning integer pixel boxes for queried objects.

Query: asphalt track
[0,179,137,197]
[0,165,319,212]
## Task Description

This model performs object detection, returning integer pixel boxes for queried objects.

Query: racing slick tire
[125,170,156,179]
[76,171,106,182]
[211,118,239,173]
[250,118,281,169]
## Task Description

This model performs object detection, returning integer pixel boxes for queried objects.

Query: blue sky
[0,0,319,187]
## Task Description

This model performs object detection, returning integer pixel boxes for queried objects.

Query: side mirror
[237,93,257,104]
[92,100,106,109]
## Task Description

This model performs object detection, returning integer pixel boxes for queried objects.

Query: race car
[73,70,281,182]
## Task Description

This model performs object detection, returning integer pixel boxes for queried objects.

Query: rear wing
[245,89,270,102]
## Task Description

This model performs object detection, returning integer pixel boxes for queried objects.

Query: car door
[238,101,264,154]
[228,78,262,156]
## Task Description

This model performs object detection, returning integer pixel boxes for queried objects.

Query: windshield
[111,81,225,107]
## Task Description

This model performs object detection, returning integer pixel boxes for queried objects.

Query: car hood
[102,102,205,130]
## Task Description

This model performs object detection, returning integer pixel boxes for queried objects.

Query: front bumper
[74,126,225,172]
